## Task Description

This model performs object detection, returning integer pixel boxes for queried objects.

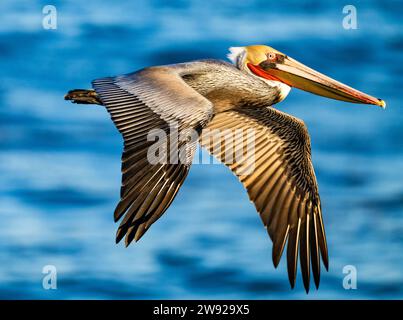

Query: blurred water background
[0,0,402,299]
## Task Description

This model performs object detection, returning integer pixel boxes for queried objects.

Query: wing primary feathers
[287,218,301,289]
[300,210,311,293]
[114,164,165,222]
[311,207,321,289]
[317,205,329,270]
[272,224,290,268]
[271,190,295,267]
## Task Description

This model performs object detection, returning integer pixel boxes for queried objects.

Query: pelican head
[228,45,386,108]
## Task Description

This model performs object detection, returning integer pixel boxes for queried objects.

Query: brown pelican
[65,45,385,292]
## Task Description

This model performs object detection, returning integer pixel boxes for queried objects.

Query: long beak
[258,56,386,108]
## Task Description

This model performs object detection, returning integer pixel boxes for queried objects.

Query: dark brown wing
[92,65,213,246]
[200,106,328,292]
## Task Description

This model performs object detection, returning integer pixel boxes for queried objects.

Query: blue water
[0,0,402,299]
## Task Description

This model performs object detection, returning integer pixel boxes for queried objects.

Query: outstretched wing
[200,106,328,292]
[93,65,213,246]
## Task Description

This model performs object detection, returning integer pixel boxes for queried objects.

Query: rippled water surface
[0,0,402,299]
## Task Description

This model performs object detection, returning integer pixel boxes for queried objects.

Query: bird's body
[175,60,285,109]
[65,45,385,292]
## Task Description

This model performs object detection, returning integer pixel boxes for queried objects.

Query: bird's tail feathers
[64,89,102,105]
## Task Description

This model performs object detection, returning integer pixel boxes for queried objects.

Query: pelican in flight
[65,45,385,292]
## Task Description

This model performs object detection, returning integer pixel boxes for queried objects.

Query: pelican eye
[267,52,277,61]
